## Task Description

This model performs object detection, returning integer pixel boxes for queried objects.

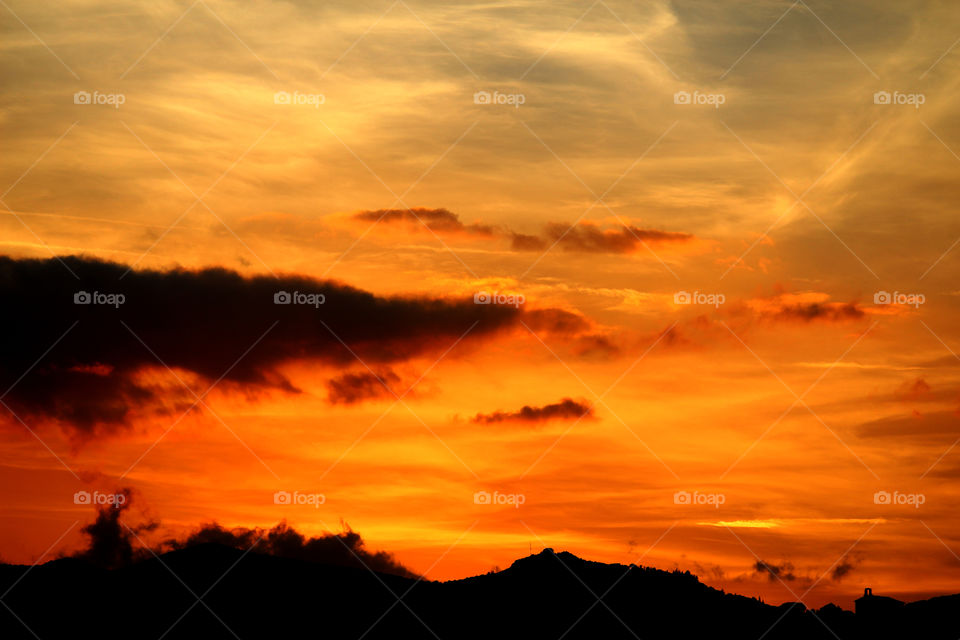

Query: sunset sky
[2,0,960,610]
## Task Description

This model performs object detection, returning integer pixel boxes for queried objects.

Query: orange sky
[2,0,960,611]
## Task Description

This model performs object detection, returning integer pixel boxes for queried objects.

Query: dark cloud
[353,207,692,255]
[71,488,157,569]
[510,233,548,251]
[472,398,593,425]
[522,309,621,359]
[856,410,960,441]
[68,489,415,577]
[573,334,621,359]
[729,292,869,325]
[894,377,932,401]
[514,223,693,254]
[327,369,400,405]
[166,521,417,578]
[692,561,726,582]
[647,321,693,350]
[926,463,960,479]
[353,208,496,236]
[753,560,796,582]
[0,255,523,434]
[765,302,865,323]
[917,355,960,369]
[523,308,592,335]
[831,556,858,582]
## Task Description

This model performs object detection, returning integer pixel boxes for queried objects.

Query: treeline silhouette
[3,496,957,639]
[2,543,958,639]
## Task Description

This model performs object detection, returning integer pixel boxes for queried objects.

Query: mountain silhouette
[0,545,956,639]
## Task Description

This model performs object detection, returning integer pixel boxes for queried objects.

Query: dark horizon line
[2,540,944,612]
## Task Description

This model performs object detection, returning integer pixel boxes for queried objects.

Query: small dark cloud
[895,377,932,401]
[472,398,593,425]
[766,302,865,323]
[731,292,868,325]
[522,309,620,359]
[926,463,960,479]
[522,222,693,254]
[753,560,796,582]
[857,410,960,440]
[353,208,495,236]
[510,232,548,251]
[327,369,400,405]
[523,308,592,335]
[831,555,859,582]
[353,207,692,255]
[917,355,960,369]
[692,561,726,582]
[573,334,621,359]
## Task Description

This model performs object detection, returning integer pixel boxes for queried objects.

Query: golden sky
[2,0,960,610]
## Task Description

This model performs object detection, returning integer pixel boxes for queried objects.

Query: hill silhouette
[1,544,956,639]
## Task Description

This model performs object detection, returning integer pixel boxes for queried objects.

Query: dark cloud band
[0,255,521,433]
